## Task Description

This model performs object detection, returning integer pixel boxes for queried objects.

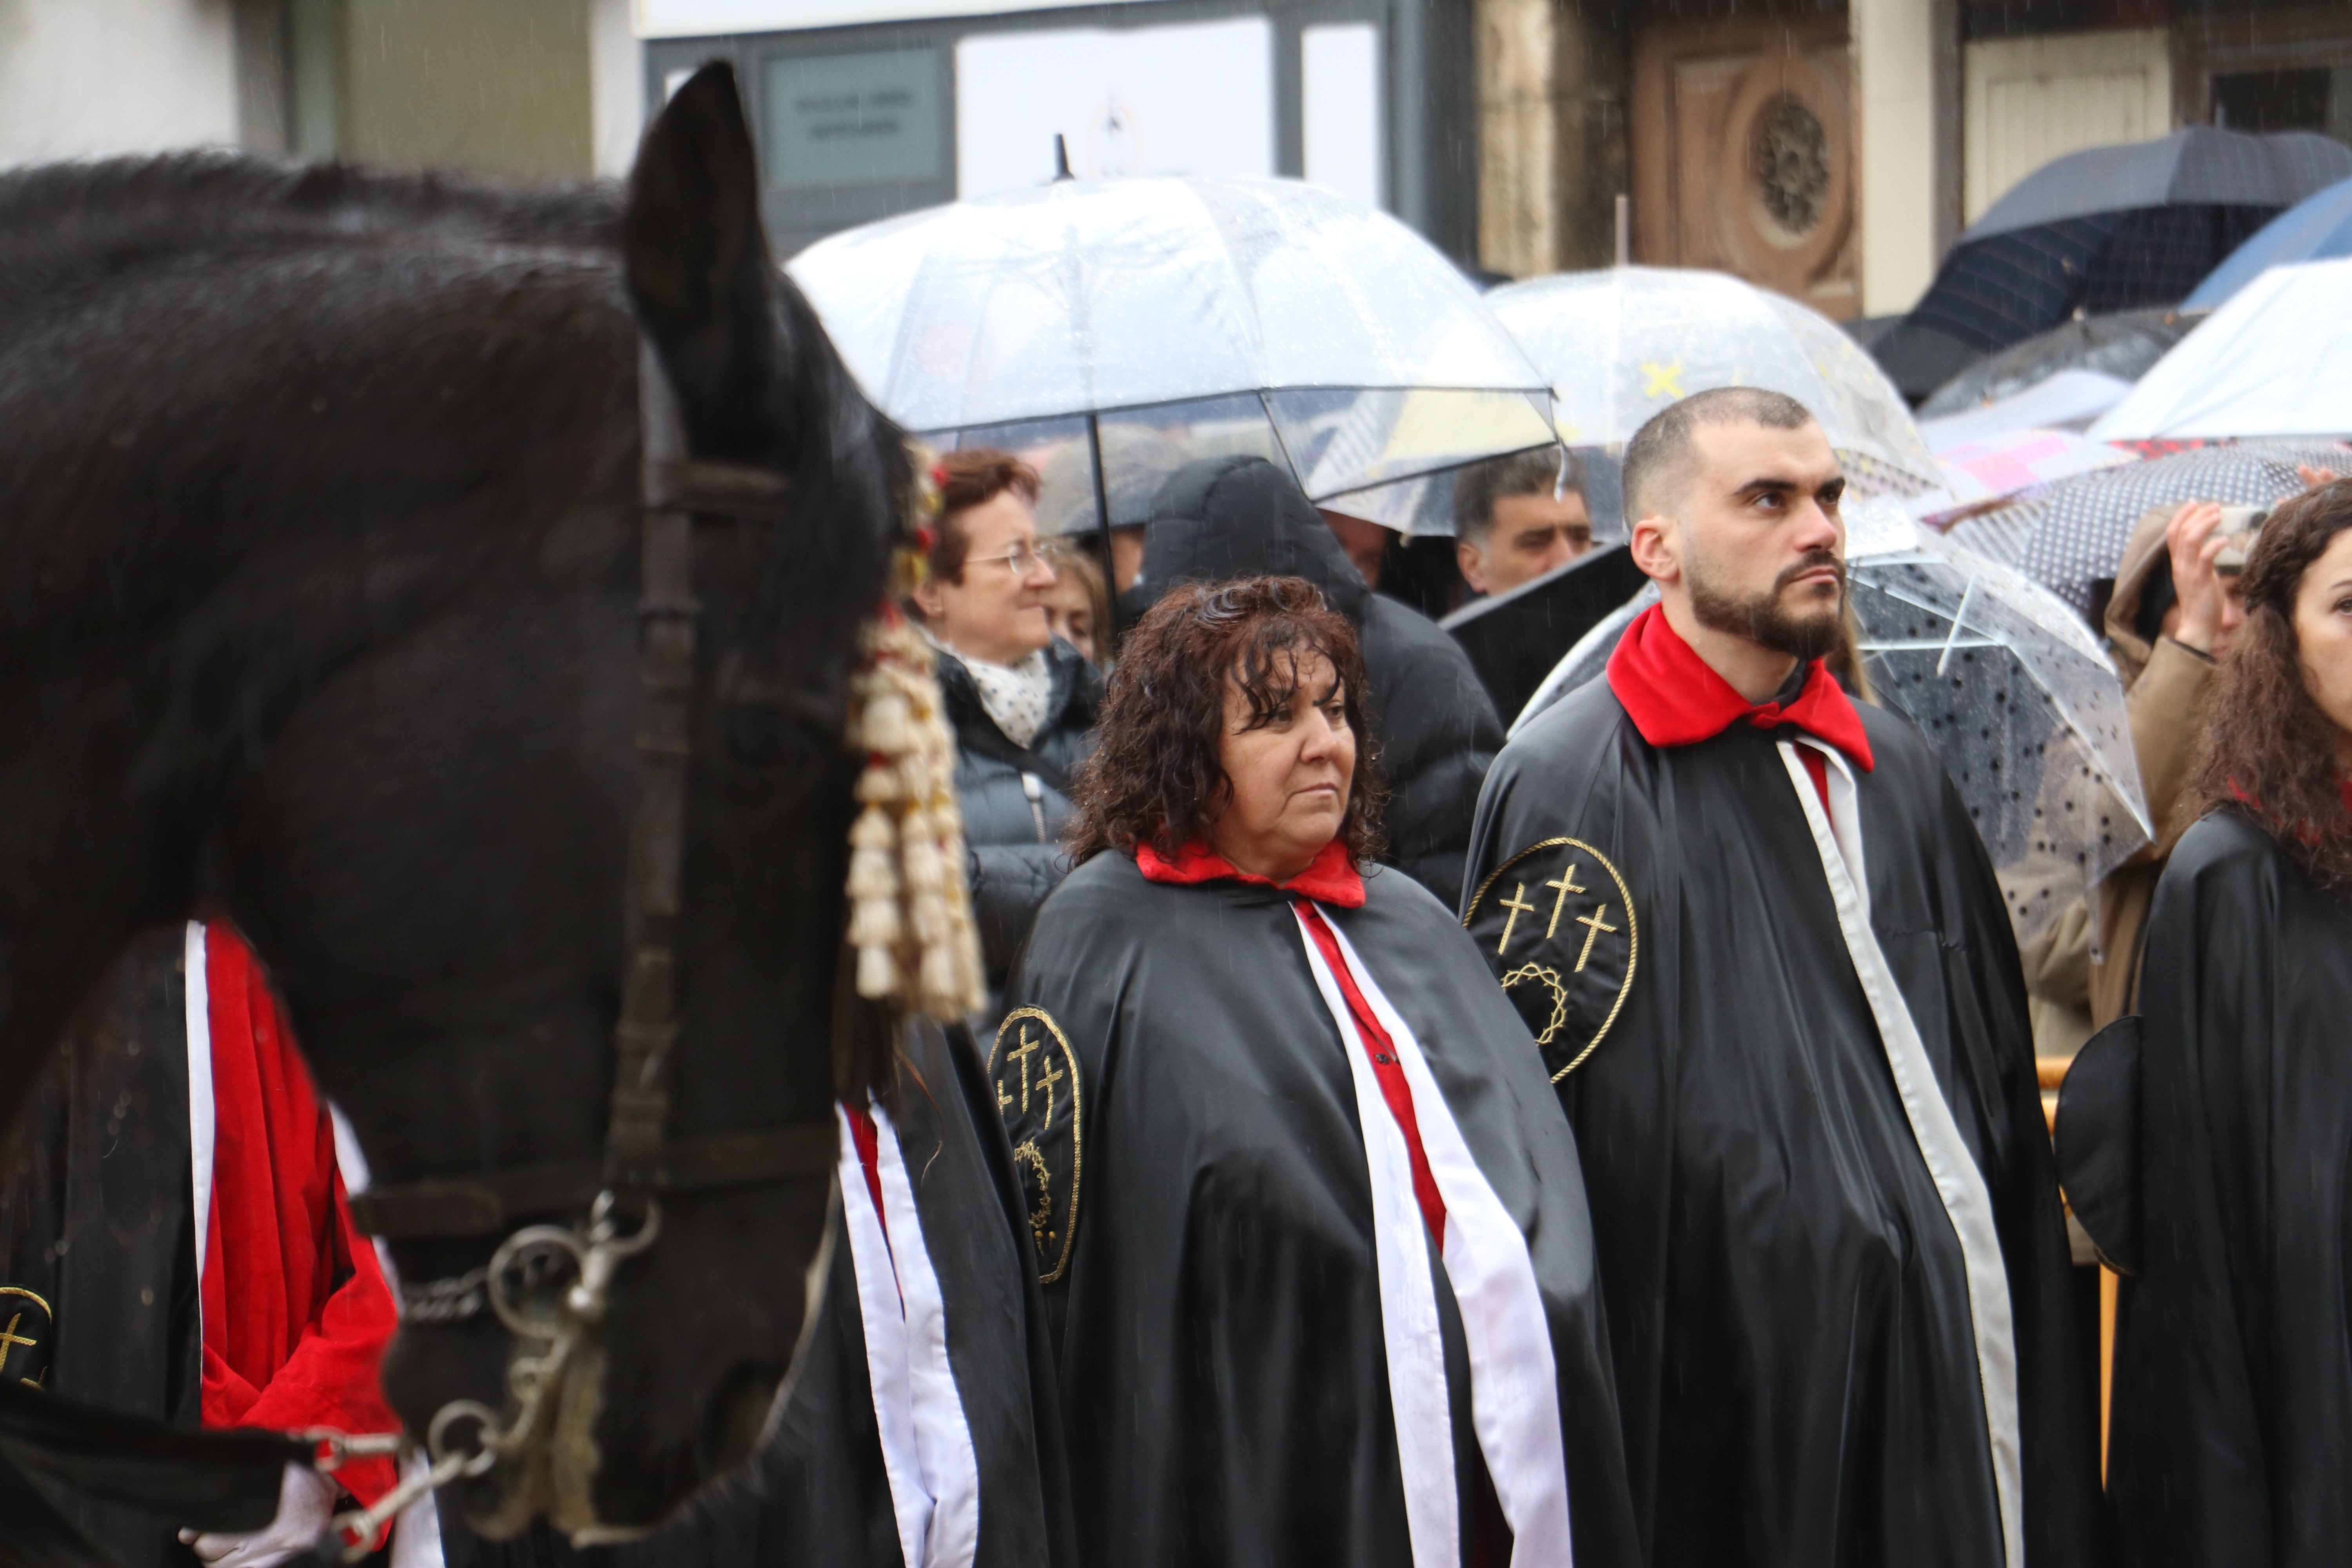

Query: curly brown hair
[1065,576,1386,867]
[2193,477,2352,889]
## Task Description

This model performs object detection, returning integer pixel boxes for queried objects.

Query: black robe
[1002,851,1640,1568]
[440,1018,1076,1568]
[0,929,203,1568]
[2106,811,2352,1568]
[1462,677,2103,1568]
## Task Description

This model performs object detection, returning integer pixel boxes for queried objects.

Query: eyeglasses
[966,541,1048,576]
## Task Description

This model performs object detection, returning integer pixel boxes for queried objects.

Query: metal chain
[311,1192,662,1563]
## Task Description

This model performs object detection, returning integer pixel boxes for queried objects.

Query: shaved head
[1622,387,1817,524]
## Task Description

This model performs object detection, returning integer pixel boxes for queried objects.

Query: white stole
[1293,906,1576,1568]
[834,1100,982,1568]
[1777,739,2023,1568]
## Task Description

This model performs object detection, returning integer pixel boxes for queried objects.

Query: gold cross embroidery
[1037,1054,1065,1131]
[1543,864,1587,940]
[1496,882,1539,955]
[1574,903,1619,973]
[0,1313,34,1378]
[1008,1027,1043,1112]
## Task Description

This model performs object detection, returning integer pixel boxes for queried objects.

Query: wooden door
[1630,12,1860,320]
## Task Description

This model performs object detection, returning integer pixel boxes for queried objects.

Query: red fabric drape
[1606,602,1874,771]
[197,927,401,1507]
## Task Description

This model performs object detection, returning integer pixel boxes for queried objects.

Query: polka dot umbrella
[1946,441,2351,614]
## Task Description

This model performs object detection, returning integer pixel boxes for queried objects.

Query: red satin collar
[1605,603,1873,771]
[1135,837,1367,908]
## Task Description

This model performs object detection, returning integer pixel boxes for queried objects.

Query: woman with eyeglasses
[912,447,1103,1004]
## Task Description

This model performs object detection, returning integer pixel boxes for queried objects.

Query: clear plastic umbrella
[786,176,1557,537]
[1485,265,1942,500]
[1511,500,2147,949]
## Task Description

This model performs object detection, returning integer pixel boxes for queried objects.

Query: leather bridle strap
[346,1125,838,1240]
[348,343,837,1245]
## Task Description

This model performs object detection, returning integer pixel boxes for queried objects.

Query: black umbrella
[1900,129,2352,359]
[1916,307,2195,417]
[1440,545,1649,724]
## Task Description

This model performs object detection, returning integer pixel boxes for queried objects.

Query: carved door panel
[1631,13,1859,320]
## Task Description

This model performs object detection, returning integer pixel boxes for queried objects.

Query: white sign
[635,0,1150,38]
[955,16,1274,198]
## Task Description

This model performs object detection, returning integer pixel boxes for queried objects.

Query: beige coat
[2017,503,2218,1051]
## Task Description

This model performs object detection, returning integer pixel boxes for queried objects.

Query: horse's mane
[0,153,622,294]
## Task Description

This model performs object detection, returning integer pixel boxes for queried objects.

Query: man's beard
[1688,546,1847,662]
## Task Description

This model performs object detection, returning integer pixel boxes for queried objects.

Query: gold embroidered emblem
[989,1007,1083,1284]
[1466,838,1639,1080]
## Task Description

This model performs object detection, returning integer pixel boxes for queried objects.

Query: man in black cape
[1461,388,2103,1568]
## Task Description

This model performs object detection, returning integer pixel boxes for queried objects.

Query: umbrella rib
[1935,575,1979,677]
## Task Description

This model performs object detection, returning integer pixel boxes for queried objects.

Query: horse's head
[194,68,910,1535]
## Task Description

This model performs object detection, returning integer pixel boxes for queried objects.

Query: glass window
[766,49,944,189]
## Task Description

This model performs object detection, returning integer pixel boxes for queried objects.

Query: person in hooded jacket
[2016,499,2244,1056]
[1138,456,1504,901]
[911,449,1103,995]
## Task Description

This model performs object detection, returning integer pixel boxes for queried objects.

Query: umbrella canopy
[1488,266,1941,498]
[2185,175,2352,309]
[787,176,1557,532]
[1515,503,2149,948]
[1916,307,2192,419]
[1945,440,2352,612]
[2090,258,2352,441]
[1439,544,1649,724]
[1918,426,2138,519]
[1916,372,2137,452]
[1902,129,2351,356]
[1844,514,2149,949]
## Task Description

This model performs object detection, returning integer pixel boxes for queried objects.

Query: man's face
[1633,419,1847,662]
[1458,490,1593,596]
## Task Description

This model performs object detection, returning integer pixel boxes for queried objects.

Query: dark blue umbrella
[1903,129,2352,355]
[2184,175,2352,309]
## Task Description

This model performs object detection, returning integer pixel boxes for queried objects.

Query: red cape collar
[1135,838,1367,908]
[1605,602,1873,771]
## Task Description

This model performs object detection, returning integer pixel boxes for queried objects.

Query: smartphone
[2216,504,2269,570]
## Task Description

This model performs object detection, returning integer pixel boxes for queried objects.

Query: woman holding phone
[2109,477,2352,1567]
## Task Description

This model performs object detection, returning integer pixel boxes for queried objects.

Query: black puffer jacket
[1140,456,1503,901]
[936,635,1102,989]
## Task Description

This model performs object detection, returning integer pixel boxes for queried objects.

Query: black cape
[0,929,205,1568]
[2105,811,2352,1568]
[1001,851,1639,1568]
[1462,677,2103,1568]
[441,1018,1076,1568]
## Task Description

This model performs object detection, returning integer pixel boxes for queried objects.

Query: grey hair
[1621,387,1816,524]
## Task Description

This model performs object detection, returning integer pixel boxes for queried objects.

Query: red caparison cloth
[1606,602,1874,773]
[198,927,401,1507]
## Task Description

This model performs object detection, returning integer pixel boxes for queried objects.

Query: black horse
[0,66,904,1542]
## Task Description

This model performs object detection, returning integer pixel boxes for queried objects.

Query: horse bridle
[322,344,852,1553]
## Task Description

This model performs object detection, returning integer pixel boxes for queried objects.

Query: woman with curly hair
[2107,478,2352,1568]
[994,575,1636,1568]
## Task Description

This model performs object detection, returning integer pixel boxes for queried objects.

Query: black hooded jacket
[1140,456,1503,900]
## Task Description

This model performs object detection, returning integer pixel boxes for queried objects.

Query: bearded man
[1460,388,2103,1568]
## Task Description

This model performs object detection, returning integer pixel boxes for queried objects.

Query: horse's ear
[624,62,779,455]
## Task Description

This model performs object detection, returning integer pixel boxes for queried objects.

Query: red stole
[196,926,400,1507]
